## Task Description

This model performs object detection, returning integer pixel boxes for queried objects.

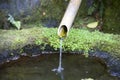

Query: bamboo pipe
[58,0,82,38]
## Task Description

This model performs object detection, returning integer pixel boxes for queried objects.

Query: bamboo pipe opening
[57,0,82,38]
[58,25,68,38]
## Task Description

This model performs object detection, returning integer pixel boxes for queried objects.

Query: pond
[0,54,119,80]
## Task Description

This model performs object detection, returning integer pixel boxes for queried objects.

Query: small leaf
[13,21,21,30]
[7,14,21,30]
[87,21,98,28]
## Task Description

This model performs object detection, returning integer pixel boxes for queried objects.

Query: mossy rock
[0,24,120,58]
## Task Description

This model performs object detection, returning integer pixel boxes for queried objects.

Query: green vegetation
[0,24,120,58]
[22,0,68,23]
[7,0,119,34]
[102,0,120,34]
[41,27,120,57]
[8,14,21,30]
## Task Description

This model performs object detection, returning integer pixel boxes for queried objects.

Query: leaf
[87,21,98,28]
[13,21,21,30]
[7,14,21,30]
[7,14,15,23]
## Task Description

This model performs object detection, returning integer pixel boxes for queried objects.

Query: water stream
[52,38,64,80]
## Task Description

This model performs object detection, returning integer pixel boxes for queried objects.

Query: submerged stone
[90,51,120,78]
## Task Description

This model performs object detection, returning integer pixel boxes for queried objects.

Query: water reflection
[0,54,119,80]
[58,71,64,80]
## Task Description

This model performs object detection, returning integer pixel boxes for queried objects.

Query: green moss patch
[41,28,120,57]
[0,25,120,58]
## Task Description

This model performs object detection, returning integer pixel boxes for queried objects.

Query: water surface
[0,54,119,80]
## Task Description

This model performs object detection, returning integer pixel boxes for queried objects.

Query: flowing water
[52,38,64,80]
[52,38,64,73]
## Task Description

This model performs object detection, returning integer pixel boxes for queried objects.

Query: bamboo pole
[58,0,82,38]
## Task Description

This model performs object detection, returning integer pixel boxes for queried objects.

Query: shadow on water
[0,54,119,80]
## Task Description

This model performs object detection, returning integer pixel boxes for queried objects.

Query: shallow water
[0,54,119,80]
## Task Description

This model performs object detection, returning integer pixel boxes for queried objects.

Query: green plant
[88,3,97,15]
[87,0,104,18]
[0,25,120,57]
[8,14,21,30]
[87,21,98,28]
[36,28,120,57]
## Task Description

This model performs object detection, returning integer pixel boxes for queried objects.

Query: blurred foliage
[0,11,6,27]
[73,16,98,31]
[87,0,104,18]
[8,14,21,30]
[102,0,120,34]
[21,0,68,24]
[1,0,120,34]
[87,3,97,16]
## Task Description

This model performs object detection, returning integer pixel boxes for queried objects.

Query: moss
[103,0,120,34]
[43,28,120,57]
[22,0,69,23]
[0,24,120,58]
[0,25,43,50]
[21,0,90,25]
